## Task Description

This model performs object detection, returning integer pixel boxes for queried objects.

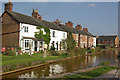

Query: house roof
[59,24,95,37]
[2,10,95,37]
[3,10,65,32]
[41,20,65,31]
[58,24,75,33]
[97,35,118,40]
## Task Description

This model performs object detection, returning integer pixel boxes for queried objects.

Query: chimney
[83,28,88,32]
[65,21,73,28]
[4,2,13,12]
[32,9,42,20]
[75,25,82,31]
[38,14,42,20]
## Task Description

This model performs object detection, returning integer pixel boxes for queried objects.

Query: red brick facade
[2,12,20,47]
[97,36,119,48]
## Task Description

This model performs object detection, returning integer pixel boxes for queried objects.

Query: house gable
[2,11,20,47]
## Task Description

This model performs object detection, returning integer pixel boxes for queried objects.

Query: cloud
[88,3,96,7]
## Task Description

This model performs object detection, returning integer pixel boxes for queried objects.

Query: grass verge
[63,66,117,79]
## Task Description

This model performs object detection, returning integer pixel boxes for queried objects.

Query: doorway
[35,41,37,51]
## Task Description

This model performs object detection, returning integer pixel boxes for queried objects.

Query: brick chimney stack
[4,2,13,12]
[75,25,82,31]
[38,14,42,20]
[65,21,73,28]
[83,28,88,32]
[32,9,42,20]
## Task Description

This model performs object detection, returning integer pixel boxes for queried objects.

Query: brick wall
[2,12,20,47]
[115,36,119,47]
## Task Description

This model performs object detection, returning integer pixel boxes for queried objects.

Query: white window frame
[24,26,28,33]
[53,31,55,37]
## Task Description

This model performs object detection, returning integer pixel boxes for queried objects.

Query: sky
[1,0,120,2]
[1,2,119,37]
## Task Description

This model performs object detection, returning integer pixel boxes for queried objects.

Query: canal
[2,49,120,78]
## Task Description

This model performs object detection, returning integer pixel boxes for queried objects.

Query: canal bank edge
[2,48,115,76]
[45,65,105,78]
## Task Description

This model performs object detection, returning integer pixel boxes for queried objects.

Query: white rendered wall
[93,37,96,47]
[49,29,67,50]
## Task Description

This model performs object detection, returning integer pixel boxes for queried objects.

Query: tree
[35,26,51,58]
[35,26,51,47]
[61,32,76,50]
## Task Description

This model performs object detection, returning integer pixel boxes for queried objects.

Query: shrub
[95,47,101,52]
[99,61,110,66]
[4,49,16,56]
[67,47,87,56]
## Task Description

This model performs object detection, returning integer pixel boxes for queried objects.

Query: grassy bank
[2,53,67,72]
[63,66,117,79]
[2,53,66,66]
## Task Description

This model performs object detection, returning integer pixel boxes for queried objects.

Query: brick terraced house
[53,19,96,48]
[97,35,119,48]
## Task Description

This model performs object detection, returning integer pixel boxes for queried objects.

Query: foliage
[94,47,101,52]
[3,49,16,56]
[35,26,51,47]
[99,61,110,66]
[64,66,117,78]
[18,47,21,51]
[67,47,87,56]
[61,32,76,50]
[50,45,55,50]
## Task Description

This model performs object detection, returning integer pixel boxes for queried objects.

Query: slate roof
[59,24,95,37]
[5,10,43,27]
[3,10,65,31]
[97,35,117,40]
[41,20,65,31]
[2,10,95,37]
[58,24,74,33]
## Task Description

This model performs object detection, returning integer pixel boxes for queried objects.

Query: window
[25,40,29,48]
[63,33,65,38]
[53,31,55,37]
[24,26,28,33]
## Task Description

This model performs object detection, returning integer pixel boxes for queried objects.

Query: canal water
[2,49,120,78]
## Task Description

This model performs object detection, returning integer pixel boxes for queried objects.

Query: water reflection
[2,49,120,78]
[19,71,38,78]
[49,64,65,77]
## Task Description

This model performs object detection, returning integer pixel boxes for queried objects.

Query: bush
[67,47,87,56]
[99,61,110,66]
[95,47,101,52]
[3,49,16,56]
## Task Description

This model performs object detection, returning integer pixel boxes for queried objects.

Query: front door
[56,42,58,50]
[35,41,37,51]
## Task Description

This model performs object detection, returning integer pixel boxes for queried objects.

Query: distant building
[97,35,119,48]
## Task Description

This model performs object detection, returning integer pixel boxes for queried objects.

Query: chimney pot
[76,25,82,31]
[65,21,73,28]
[83,28,88,32]
[4,2,13,12]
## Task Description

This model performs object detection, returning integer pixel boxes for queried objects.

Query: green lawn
[2,53,66,66]
[64,66,117,78]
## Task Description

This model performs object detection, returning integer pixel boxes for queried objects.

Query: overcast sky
[1,2,119,37]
